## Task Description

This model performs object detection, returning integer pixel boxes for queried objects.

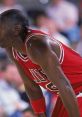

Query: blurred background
[0,0,81,117]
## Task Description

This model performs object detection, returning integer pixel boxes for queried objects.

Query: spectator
[28,9,70,47]
[0,106,7,117]
[0,0,24,14]
[79,0,82,25]
[46,0,80,43]
[4,63,23,89]
[4,62,29,103]
[22,107,37,117]
[76,24,82,56]
[0,61,29,117]
[66,0,78,5]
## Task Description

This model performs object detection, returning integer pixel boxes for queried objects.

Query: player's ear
[13,24,22,36]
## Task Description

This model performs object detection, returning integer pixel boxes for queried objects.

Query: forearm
[16,69,47,117]
[41,64,80,117]
[43,63,79,117]
[15,64,47,116]
[15,62,47,116]
[55,67,80,117]
[42,69,79,116]
[59,82,80,117]
[7,52,47,116]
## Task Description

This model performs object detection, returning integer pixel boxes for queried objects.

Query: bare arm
[7,49,46,117]
[26,35,80,117]
[14,60,46,117]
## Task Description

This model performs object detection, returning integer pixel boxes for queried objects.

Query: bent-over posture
[0,9,82,117]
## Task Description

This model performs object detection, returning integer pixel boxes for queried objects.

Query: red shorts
[51,95,82,117]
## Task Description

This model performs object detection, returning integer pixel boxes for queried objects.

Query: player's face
[0,25,13,48]
[0,34,24,52]
[0,35,15,49]
[0,37,12,49]
[0,25,26,54]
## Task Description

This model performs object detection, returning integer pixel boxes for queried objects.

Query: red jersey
[12,29,82,94]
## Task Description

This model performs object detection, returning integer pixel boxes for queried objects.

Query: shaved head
[0,9,29,49]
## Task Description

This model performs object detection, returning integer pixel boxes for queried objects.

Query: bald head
[0,9,28,25]
[0,9,29,48]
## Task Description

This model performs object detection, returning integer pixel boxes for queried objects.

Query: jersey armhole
[25,33,64,64]
[12,47,17,60]
[52,39,64,64]
[56,40,64,64]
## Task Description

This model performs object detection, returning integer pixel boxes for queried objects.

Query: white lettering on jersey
[29,68,59,92]
[46,82,59,92]
[29,69,47,83]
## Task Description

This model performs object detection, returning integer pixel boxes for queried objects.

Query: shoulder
[26,32,62,54]
[25,34,61,64]
[26,34,51,54]
[26,33,61,55]
[25,34,51,64]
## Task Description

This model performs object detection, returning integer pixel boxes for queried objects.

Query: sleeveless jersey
[12,29,82,94]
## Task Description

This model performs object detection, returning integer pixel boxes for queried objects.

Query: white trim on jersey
[45,82,59,92]
[25,33,64,64]
[16,52,29,62]
[12,32,64,64]
[53,39,64,64]
[12,47,29,62]
[12,47,17,59]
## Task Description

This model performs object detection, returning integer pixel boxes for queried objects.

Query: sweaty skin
[0,9,80,117]
[5,34,80,117]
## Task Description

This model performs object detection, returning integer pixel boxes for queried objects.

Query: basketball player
[0,9,81,117]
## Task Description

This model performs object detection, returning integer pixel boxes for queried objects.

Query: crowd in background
[0,0,81,117]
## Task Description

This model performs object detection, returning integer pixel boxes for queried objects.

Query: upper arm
[26,35,59,66]
[7,48,43,100]
[26,35,60,72]
[14,60,44,99]
[26,35,70,87]
[25,35,80,117]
